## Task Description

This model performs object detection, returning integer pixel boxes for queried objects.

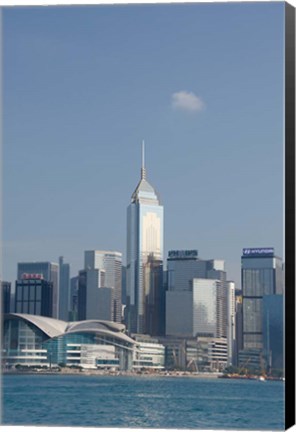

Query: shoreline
[2,369,222,379]
[2,369,284,381]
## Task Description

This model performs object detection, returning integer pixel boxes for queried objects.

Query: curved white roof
[66,319,126,334]
[5,314,136,345]
[66,326,136,345]
[6,313,68,338]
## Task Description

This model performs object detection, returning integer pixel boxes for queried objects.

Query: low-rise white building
[132,335,165,370]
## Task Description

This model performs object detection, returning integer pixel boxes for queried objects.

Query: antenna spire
[141,140,146,179]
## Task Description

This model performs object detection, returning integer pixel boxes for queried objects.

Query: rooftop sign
[21,273,44,280]
[168,250,198,259]
[242,248,274,257]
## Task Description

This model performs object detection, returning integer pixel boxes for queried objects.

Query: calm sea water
[1,374,284,430]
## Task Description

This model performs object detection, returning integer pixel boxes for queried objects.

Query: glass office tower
[241,248,283,350]
[15,275,53,317]
[84,250,122,323]
[126,144,164,334]
[17,262,59,318]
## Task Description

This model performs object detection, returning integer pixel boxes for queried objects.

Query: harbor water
[2,374,284,430]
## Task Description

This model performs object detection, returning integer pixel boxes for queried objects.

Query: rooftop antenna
[141,140,146,180]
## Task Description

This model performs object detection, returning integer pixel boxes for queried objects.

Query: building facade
[17,262,59,318]
[85,250,122,323]
[1,281,11,314]
[165,250,228,342]
[227,281,236,365]
[132,334,165,370]
[2,314,136,371]
[15,274,53,317]
[262,294,284,372]
[143,257,165,336]
[167,250,205,292]
[192,278,219,338]
[77,267,105,321]
[126,144,164,334]
[241,247,283,351]
[58,256,70,321]
[69,276,79,321]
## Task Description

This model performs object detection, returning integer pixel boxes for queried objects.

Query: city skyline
[3,3,284,289]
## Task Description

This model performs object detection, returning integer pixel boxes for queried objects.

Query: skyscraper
[166,277,221,338]
[77,256,105,321]
[85,250,122,323]
[17,262,59,318]
[165,250,229,339]
[1,281,11,314]
[69,275,79,321]
[15,273,53,317]
[58,256,70,321]
[126,143,164,334]
[143,257,165,336]
[262,294,283,372]
[78,250,122,322]
[241,247,283,352]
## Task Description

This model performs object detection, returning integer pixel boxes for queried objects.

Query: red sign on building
[21,273,43,280]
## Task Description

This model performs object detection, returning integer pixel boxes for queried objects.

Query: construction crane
[238,356,251,375]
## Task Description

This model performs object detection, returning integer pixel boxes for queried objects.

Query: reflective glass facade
[3,314,136,371]
[84,251,122,323]
[192,279,218,338]
[165,253,228,339]
[17,262,59,318]
[15,278,53,317]
[126,157,164,334]
[262,294,283,370]
[3,317,49,366]
[241,251,283,350]
[45,333,132,370]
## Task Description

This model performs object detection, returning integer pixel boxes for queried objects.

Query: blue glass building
[126,143,164,334]
[262,294,284,371]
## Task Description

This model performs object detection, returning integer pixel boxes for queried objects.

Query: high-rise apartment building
[126,144,164,334]
[58,256,70,321]
[17,262,58,318]
[241,247,283,351]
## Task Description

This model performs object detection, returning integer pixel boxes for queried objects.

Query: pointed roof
[131,141,161,204]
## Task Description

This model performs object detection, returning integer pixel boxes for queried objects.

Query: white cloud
[171,91,205,113]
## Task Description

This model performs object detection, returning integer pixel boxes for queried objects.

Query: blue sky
[3,2,285,289]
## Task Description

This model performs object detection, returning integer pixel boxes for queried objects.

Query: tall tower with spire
[126,142,164,334]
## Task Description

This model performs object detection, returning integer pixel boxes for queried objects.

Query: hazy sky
[3,2,285,289]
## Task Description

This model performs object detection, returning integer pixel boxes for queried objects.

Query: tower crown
[141,140,146,180]
[131,141,160,204]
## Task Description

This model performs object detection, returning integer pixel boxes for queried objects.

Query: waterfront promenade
[2,367,283,381]
[3,367,222,379]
